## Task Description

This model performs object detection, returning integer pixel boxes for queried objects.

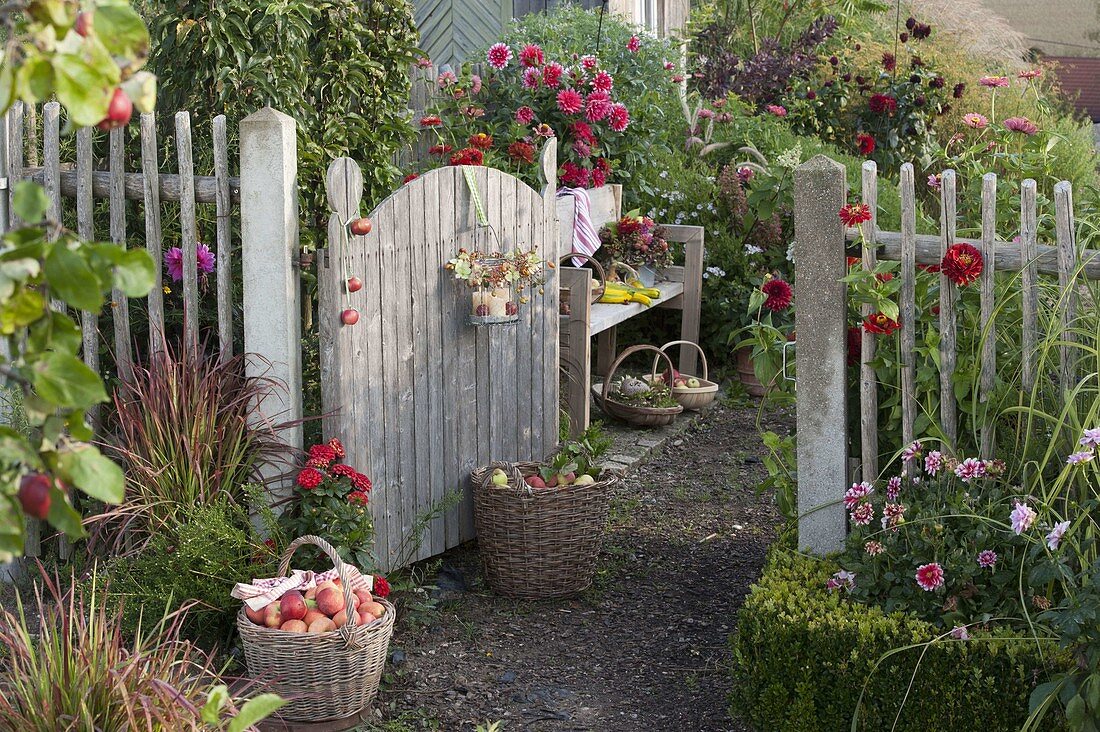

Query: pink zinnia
[915,562,945,591]
[556,88,584,114]
[542,62,564,88]
[469,74,482,94]
[977,549,997,569]
[1010,501,1036,534]
[1018,68,1042,80]
[1003,116,1038,135]
[519,43,543,68]
[436,70,457,87]
[954,457,986,483]
[585,91,612,122]
[515,106,535,125]
[886,476,902,502]
[851,501,875,526]
[924,450,943,476]
[765,104,787,117]
[487,42,512,69]
[962,112,988,129]
[415,58,432,69]
[522,67,541,90]
[591,70,614,92]
[608,103,630,132]
[627,35,641,52]
[844,482,874,509]
[979,75,1009,88]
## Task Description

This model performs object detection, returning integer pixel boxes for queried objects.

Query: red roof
[1046,56,1100,121]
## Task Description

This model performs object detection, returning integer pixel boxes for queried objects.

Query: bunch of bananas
[598,280,662,306]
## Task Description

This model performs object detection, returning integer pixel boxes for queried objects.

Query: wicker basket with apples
[644,340,719,411]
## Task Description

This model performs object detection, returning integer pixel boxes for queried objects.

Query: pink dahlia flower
[1046,520,1070,550]
[556,88,584,115]
[977,549,997,569]
[1010,501,1036,534]
[608,103,630,132]
[915,562,945,591]
[844,481,874,509]
[542,62,564,88]
[487,43,512,70]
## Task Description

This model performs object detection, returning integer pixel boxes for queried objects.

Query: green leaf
[879,299,899,322]
[0,427,43,467]
[29,310,83,355]
[201,685,229,725]
[44,243,104,312]
[0,47,15,114]
[0,494,25,563]
[54,444,125,504]
[31,352,108,409]
[228,694,287,732]
[46,482,86,539]
[110,249,156,297]
[94,4,151,60]
[52,53,113,128]
[17,55,54,103]
[0,288,47,333]
[12,181,49,222]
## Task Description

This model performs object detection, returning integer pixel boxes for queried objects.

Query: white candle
[488,294,508,317]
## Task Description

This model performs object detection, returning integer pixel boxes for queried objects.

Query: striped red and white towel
[557,186,602,267]
[231,567,372,611]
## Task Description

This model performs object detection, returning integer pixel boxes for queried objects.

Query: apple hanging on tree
[96,88,133,131]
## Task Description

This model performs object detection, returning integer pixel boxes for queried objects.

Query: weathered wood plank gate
[319,142,559,570]
[792,155,1098,554]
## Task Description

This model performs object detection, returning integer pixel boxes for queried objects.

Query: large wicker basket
[472,461,619,599]
[237,535,395,722]
[593,344,683,427]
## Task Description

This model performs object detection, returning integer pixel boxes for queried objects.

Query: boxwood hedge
[730,550,1068,731]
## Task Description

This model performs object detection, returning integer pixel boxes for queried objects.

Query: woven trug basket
[595,344,684,427]
[472,461,618,599]
[648,340,719,411]
[237,535,396,722]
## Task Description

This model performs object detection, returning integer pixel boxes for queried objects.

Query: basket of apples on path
[471,449,620,599]
[644,340,719,411]
[592,344,684,427]
[234,534,395,723]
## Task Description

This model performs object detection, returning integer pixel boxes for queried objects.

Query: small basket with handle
[559,252,607,305]
[645,340,719,411]
[592,344,684,427]
[237,535,395,723]
[471,460,619,599]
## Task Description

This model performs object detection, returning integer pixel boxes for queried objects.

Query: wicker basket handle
[650,340,709,383]
[277,534,361,646]
[600,344,677,413]
[559,253,607,304]
[476,460,529,495]
[607,260,641,284]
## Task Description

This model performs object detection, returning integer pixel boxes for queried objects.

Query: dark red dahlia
[857,133,875,155]
[868,94,898,115]
[941,243,983,286]
[507,140,536,164]
[373,576,391,599]
[468,132,493,150]
[296,467,325,489]
[881,52,896,71]
[761,278,793,312]
[863,313,900,335]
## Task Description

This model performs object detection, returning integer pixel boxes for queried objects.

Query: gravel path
[366,402,785,731]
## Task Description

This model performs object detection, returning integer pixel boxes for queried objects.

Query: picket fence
[1,103,303,563]
[792,156,1099,555]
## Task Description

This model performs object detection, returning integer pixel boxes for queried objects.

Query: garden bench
[556,185,704,436]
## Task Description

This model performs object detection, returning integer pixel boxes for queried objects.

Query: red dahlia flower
[556,88,584,115]
[561,162,589,188]
[915,562,945,591]
[838,203,872,227]
[487,42,512,70]
[351,472,373,492]
[868,94,897,114]
[372,576,391,599]
[309,443,337,464]
[941,243,983,286]
[519,43,544,68]
[761,278,793,312]
[856,133,875,155]
[508,140,535,164]
[608,103,630,132]
[402,173,419,184]
[515,106,535,125]
[863,313,900,335]
[626,35,641,53]
[296,467,324,489]
[332,463,356,477]
[468,133,493,150]
[881,52,896,71]
[542,62,564,88]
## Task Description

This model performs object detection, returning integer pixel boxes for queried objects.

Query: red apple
[303,609,326,626]
[280,619,308,633]
[74,11,92,37]
[350,218,372,236]
[316,586,345,617]
[18,473,52,519]
[524,475,547,489]
[341,308,359,326]
[280,590,307,621]
[244,604,266,626]
[361,601,386,619]
[357,610,376,627]
[308,617,336,634]
[96,88,132,131]
[346,276,363,293]
[354,589,373,607]
[263,603,283,629]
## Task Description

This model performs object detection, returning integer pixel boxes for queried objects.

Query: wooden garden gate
[318,142,560,571]
[791,155,1099,555]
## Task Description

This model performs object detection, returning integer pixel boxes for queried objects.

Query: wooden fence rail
[793,155,1099,555]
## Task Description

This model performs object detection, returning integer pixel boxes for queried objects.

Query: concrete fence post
[240,107,302,512]
[793,155,849,555]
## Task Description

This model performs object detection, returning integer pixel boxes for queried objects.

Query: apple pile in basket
[238,574,391,634]
[490,440,603,490]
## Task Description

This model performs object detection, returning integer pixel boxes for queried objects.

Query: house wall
[975,0,1099,57]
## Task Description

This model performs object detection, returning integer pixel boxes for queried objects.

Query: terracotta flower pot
[735,346,769,398]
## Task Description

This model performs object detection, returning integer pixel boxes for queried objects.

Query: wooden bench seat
[556,186,704,435]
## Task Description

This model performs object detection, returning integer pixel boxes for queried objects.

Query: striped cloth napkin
[556,186,602,268]
[231,567,372,611]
